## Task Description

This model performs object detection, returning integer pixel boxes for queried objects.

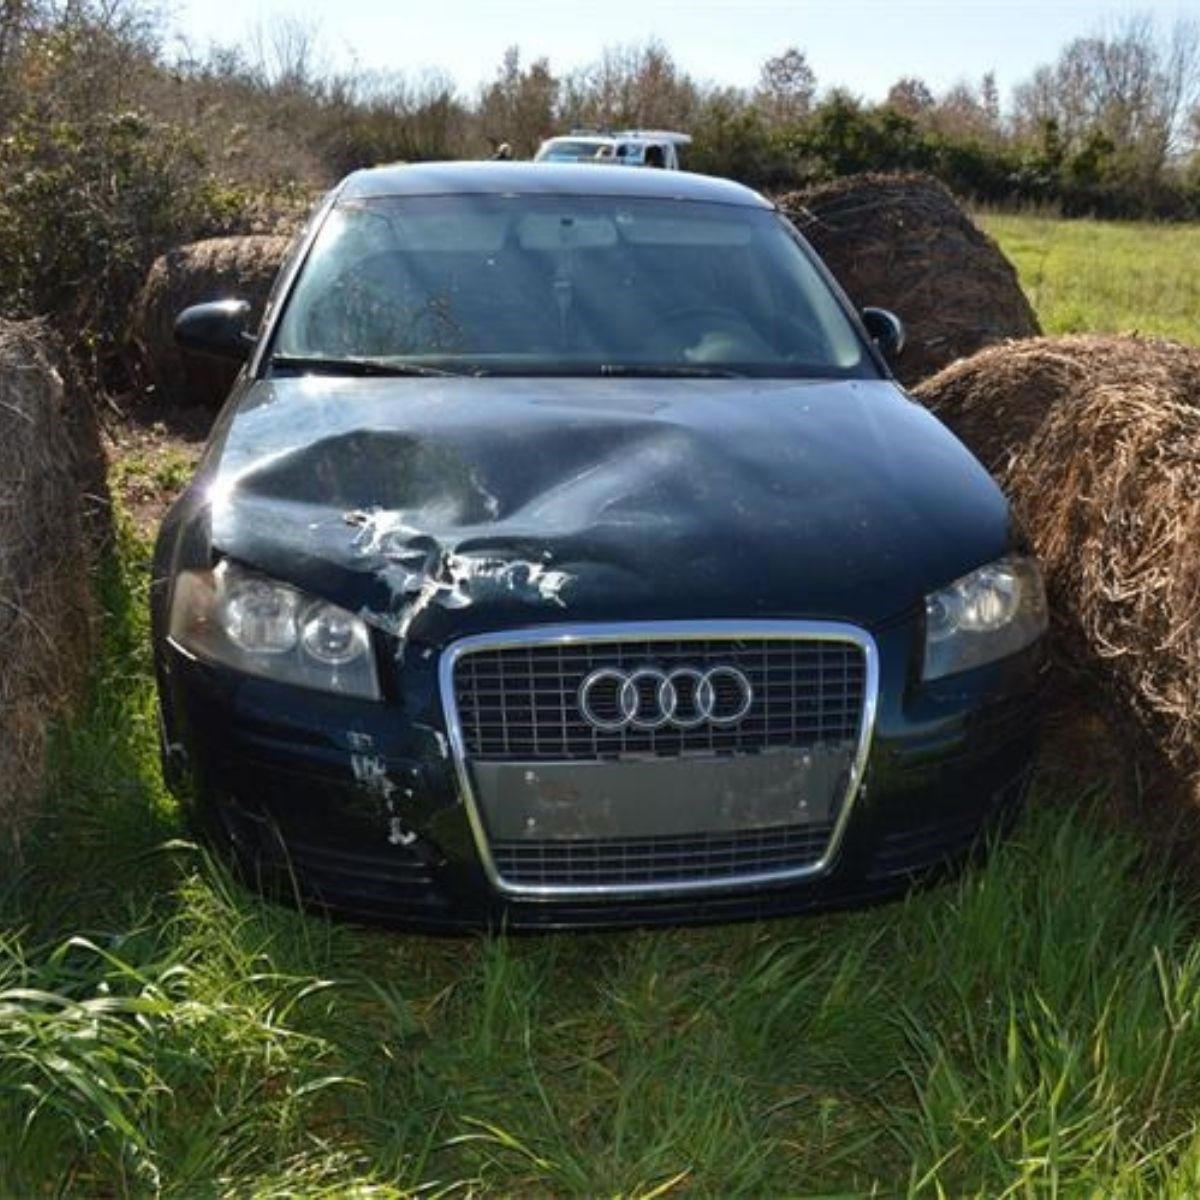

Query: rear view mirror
[517,214,618,250]
[174,300,254,362]
[861,307,905,360]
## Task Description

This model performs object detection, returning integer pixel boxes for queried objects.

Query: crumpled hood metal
[202,376,1014,645]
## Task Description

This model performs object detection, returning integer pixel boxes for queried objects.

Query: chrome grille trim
[438,620,880,900]
[454,639,866,761]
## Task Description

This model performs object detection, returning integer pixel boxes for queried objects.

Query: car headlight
[922,556,1048,681]
[168,561,381,700]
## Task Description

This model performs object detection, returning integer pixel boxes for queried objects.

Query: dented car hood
[194,375,1014,644]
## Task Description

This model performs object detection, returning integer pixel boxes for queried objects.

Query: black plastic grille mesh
[491,822,836,887]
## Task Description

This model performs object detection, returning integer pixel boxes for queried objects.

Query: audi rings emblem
[577,665,754,732]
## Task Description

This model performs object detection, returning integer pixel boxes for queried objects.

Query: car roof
[614,129,693,145]
[338,161,772,208]
[542,135,612,145]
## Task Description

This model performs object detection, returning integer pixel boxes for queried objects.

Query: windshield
[271,194,877,379]
[534,140,608,161]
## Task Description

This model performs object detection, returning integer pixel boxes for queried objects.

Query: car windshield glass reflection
[272,195,875,379]
[538,140,607,160]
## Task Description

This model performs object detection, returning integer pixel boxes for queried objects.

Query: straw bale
[779,173,1040,385]
[915,335,1200,800]
[0,320,102,841]
[130,234,291,407]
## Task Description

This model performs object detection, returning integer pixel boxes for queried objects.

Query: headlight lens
[169,561,381,699]
[300,602,371,665]
[922,556,1047,680]
[224,576,300,654]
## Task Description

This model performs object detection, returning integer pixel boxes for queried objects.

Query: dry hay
[778,173,1040,385]
[130,234,292,407]
[914,335,1200,805]
[0,320,105,843]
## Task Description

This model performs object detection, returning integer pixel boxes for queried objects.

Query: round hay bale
[914,335,1200,802]
[778,173,1040,385]
[0,320,102,843]
[130,234,292,407]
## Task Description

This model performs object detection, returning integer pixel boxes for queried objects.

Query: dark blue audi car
[151,162,1047,929]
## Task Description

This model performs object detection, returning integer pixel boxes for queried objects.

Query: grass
[3,524,1200,1194]
[980,212,1200,345]
[6,213,1200,1193]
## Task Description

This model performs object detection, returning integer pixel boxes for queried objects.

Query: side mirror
[861,307,905,360]
[174,300,254,362]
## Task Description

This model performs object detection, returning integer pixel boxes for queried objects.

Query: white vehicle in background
[533,129,691,169]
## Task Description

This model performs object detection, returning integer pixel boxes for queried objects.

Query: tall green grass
[981,212,1200,346]
[5,522,1200,1193]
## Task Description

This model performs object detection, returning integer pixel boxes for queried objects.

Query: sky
[165,0,1197,105]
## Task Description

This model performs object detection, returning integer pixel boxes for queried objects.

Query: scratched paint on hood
[345,506,571,649]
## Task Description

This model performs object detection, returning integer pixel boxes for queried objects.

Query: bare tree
[1013,14,1200,176]
[980,71,1001,129]
[927,76,1004,143]
[478,46,558,157]
[560,41,699,132]
[246,14,325,94]
[885,76,935,117]
[754,47,815,125]
[0,0,36,66]
[1157,16,1200,158]
[0,0,39,113]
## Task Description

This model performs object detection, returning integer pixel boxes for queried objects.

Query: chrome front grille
[440,622,879,899]
[491,822,836,888]
[453,637,867,762]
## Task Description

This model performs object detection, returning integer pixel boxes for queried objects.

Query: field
[981,212,1200,345]
[5,216,1200,1196]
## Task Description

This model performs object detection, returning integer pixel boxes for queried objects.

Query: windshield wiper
[481,363,743,379]
[598,363,744,379]
[269,354,461,378]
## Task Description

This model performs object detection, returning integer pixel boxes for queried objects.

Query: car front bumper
[157,621,1046,931]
